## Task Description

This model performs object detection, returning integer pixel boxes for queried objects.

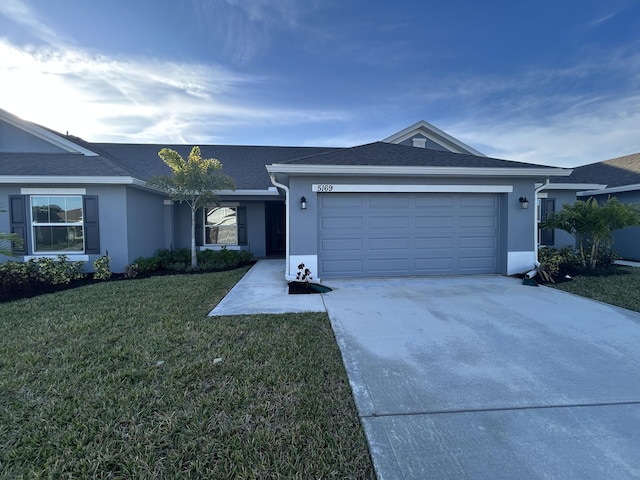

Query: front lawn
[548,266,640,312]
[0,268,374,479]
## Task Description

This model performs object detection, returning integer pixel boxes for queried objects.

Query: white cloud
[0,0,66,44]
[447,92,640,167]
[0,39,347,143]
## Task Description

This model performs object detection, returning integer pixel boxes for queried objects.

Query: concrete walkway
[210,261,640,479]
[208,259,325,316]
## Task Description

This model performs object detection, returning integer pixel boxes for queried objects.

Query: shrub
[36,255,86,285]
[93,253,112,280]
[123,263,139,279]
[538,245,621,282]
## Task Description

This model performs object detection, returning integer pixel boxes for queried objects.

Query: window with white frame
[204,206,237,245]
[31,196,84,252]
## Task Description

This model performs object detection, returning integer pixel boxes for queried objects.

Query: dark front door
[265,201,286,256]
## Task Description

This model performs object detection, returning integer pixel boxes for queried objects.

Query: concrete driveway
[322,275,640,479]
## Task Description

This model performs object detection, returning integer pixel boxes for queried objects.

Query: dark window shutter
[237,207,247,245]
[540,198,555,246]
[195,208,203,247]
[9,195,27,254]
[83,196,101,254]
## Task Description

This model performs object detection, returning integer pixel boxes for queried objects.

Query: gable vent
[412,137,427,148]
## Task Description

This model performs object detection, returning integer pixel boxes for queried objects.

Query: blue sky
[1,0,639,167]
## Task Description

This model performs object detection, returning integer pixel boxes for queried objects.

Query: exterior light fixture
[300,196,307,210]
[519,196,529,209]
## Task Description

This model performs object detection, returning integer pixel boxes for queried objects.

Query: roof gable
[0,109,98,156]
[382,120,485,156]
[279,141,549,169]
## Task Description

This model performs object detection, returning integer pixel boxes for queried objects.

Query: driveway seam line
[363,400,640,418]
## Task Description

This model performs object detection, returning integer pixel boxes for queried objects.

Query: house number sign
[313,184,334,192]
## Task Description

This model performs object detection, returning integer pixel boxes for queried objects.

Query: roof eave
[578,183,640,196]
[0,175,145,185]
[266,164,573,177]
[541,183,607,191]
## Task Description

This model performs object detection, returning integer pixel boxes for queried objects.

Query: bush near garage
[537,244,620,283]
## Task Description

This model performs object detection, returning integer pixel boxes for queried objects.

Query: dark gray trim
[9,194,27,254]
[195,208,203,247]
[237,207,247,245]
[83,196,101,254]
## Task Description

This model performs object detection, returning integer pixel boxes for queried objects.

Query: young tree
[147,147,235,269]
[0,205,22,257]
[541,196,640,269]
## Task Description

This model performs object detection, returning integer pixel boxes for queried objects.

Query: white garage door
[318,192,499,277]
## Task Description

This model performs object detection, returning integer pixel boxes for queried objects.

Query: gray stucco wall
[0,120,69,153]
[125,187,168,265]
[246,201,266,257]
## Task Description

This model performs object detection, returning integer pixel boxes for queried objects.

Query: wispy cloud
[587,11,618,28]
[0,29,347,144]
[0,0,66,44]
[190,0,321,64]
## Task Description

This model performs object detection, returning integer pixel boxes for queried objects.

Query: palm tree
[147,147,235,269]
[541,196,640,269]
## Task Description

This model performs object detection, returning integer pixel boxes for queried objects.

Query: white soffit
[311,184,513,193]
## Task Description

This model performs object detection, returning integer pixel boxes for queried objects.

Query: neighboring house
[563,153,640,260]
[0,110,573,278]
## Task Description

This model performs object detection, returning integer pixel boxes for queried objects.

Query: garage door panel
[459,236,496,248]
[369,196,410,208]
[369,215,409,229]
[319,193,499,277]
[460,195,497,207]
[415,257,455,270]
[460,215,496,228]
[370,258,410,273]
[321,216,363,229]
[369,237,409,250]
[321,195,363,208]
[415,196,455,207]
[415,236,454,249]
[415,215,455,228]
[321,237,363,251]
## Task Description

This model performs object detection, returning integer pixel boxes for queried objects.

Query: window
[31,196,85,252]
[204,206,237,245]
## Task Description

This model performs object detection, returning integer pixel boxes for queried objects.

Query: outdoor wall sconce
[300,196,307,210]
[519,196,529,209]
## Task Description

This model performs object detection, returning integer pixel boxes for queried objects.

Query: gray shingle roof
[279,142,554,169]
[89,144,341,189]
[1,136,566,190]
[0,152,129,177]
[565,152,640,188]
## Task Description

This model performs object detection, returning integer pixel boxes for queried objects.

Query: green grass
[0,268,374,479]
[548,266,640,312]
